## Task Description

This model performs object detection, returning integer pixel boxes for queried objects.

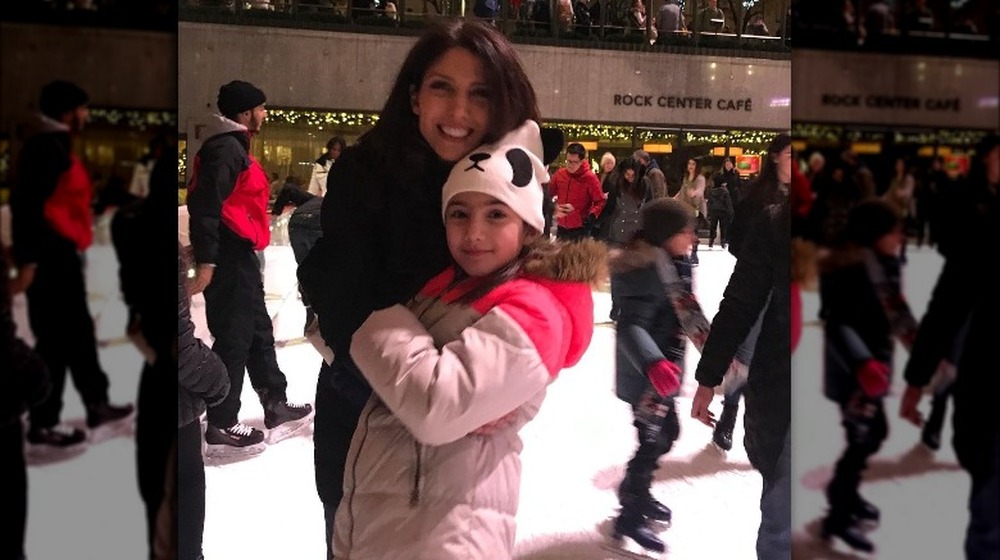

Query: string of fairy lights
[88,108,177,130]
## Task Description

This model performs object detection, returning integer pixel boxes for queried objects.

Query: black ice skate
[617,479,671,523]
[262,397,314,444]
[27,424,86,447]
[712,401,738,451]
[821,515,874,554]
[610,508,665,554]
[204,422,266,459]
[86,401,135,429]
[86,401,136,444]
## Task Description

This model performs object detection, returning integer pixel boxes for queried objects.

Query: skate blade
[266,412,315,445]
[822,533,876,558]
[203,441,267,463]
[600,539,666,559]
[25,442,88,465]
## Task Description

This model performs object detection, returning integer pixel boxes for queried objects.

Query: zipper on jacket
[410,440,423,507]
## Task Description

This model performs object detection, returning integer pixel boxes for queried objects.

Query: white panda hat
[441,120,549,234]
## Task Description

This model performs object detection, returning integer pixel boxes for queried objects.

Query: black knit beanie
[217,80,266,119]
[39,80,89,119]
[846,199,901,246]
[642,198,695,246]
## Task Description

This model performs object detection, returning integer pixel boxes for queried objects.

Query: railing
[179,0,792,57]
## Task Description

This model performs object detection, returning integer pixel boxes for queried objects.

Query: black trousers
[136,359,176,558]
[26,247,109,428]
[826,395,888,521]
[621,394,680,504]
[177,420,205,560]
[707,213,731,246]
[288,213,323,312]
[0,421,27,560]
[314,364,366,560]
[203,234,287,428]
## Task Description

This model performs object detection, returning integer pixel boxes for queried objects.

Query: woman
[606,156,650,246]
[296,19,543,558]
[882,156,915,262]
[691,134,792,558]
[673,157,706,265]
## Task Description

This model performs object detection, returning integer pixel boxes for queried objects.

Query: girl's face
[603,159,616,173]
[687,159,696,175]
[412,47,491,163]
[664,226,697,257]
[895,158,905,175]
[874,225,904,257]
[623,168,636,183]
[445,191,537,277]
[724,159,734,171]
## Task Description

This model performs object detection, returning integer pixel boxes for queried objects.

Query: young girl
[608,197,711,554]
[333,121,606,559]
[819,198,918,554]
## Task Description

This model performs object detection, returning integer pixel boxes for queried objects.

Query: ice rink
[11,226,967,559]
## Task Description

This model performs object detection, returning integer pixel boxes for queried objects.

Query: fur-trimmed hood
[606,239,664,274]
[522,237,608,288]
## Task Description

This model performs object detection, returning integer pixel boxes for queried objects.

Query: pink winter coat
[334,239,606,559]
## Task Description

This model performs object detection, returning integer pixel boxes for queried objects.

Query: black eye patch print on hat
[506,148,534,188]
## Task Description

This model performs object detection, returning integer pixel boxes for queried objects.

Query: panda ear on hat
[500,120,550,185]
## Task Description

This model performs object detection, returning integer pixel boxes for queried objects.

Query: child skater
[818,198,919,554]
[333,120,606,559]
[607,197,714,554]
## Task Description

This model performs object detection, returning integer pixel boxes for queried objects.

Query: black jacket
[177,243,230,428]
[298,139,452,407]
[695,201,790,479]
[10,128,80,266]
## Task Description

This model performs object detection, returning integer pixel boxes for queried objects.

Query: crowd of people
[2,15,996,560]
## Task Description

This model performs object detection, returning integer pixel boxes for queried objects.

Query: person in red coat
[548,142,606,241]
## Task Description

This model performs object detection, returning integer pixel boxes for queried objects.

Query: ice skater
[817,199,918,554]
[607,198,712,555]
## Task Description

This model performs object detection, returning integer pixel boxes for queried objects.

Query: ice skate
[602,508,667,559]
[262,397,314,445]
[203,422,267,460]
[821,514,875,555]
[25,423,89,465]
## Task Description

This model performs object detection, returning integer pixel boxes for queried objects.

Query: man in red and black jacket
[186,80,312,451]
[548,142,606,242]
[8,80,134,448]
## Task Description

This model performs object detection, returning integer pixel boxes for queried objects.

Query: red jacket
[44,153,93,251]
[548,160,606,230]
[187,124,270,264]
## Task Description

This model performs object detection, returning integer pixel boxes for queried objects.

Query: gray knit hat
[642,198,695,246]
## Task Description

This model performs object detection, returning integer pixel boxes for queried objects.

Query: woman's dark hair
[685,157,701,180]
[744,133,791,210]
[361,19,541,171]
[326,136,347,152]
[616,156,645,200]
